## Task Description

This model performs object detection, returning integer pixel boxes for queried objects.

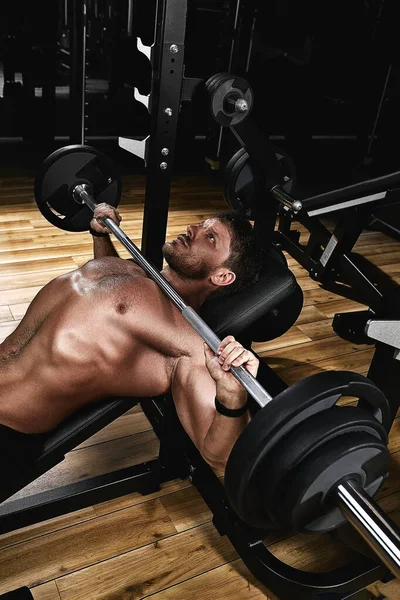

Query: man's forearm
[92,234,120,259]
[201,388,251,470]
[202,410,250,470]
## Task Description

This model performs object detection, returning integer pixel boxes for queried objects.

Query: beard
[162,240,212,280]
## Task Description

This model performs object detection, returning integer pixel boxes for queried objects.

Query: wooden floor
[1,164,400,599]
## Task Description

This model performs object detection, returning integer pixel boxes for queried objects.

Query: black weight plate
[224,147,296,219]
[205,72,229,96]
[224,370,389,528]
[281,432,389,533]
[208,74,233,105]
[211,75,253,126]
[264,406,388,531]
[34,145,122,232]
[224,148,248,219]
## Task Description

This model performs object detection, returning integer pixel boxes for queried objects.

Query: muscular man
[0,205,263,470]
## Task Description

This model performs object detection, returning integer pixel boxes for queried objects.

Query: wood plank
[0,286,42,305]
[278,348,375,386]
[0,507,97,552]
[144,560,271,600]
[360,249,400,267]
[0,320,21,343]
[94,477,193,517]
[160,485,212,532]
[0,269,72,291]
[0,228,83,246]
[0,220,34,232]
[268,529,355,573]
[302,287,368,309]
[0,305,13,323]
[257,337,371,371]
[250,326,311,353]
[297,318,337,340]
[366,579,400,600]
[355,242,400,256]
[0,499,176,594]
[2,257,76,276]
[388,418,400,454]
[0,210,46,222]
[54,523,236,600]
[296,276,322,291]
[9,302,29,320]
[0,244,96,264]
[316,298,370,319]
[75,406,152,449]
[31,581,61,600]
[294,305,326,325]
[376,453,400,500]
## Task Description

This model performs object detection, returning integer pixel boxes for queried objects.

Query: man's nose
[187,224,197,239]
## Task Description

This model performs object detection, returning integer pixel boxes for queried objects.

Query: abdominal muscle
[0,260,191,433]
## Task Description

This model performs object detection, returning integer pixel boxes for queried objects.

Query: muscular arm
[92,234,120,259]
[90,203,121,259]
[172,337,256,471]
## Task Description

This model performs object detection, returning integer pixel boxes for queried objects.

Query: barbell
[34,144,400,578]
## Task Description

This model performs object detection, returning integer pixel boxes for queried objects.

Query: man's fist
[203,335,259,402]
[90,203,122,234]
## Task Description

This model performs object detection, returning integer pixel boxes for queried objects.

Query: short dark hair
[211,210,264,298]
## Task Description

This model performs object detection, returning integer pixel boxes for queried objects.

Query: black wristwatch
[89,225,109,237]
[215,396,249,417]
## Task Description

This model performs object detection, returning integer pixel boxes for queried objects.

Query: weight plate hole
[46,203,66,219]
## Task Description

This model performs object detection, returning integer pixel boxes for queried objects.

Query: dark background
[0,0,398,186]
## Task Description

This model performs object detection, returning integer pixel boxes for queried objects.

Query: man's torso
[0,257,203,432]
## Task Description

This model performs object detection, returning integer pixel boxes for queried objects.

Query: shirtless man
[0,205,263,470]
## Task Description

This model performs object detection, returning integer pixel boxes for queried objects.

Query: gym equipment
[226,370,390,532]
[0,587,33,599]
[212,71,400,309]
[224,146,297,219]
[34,145,121,232]
[210,72,400,437]
[205,72,253,126]
[33,143,400,581]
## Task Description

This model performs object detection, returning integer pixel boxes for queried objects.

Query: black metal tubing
[274,206,386,311]
[69,0,87,144]
[141,0,188,269]
[368,342,400,429]
[0,461,161,536]
[229,119,286,252]
[232,119,285,191]
[301,175,400,213]
[0,587,33,599]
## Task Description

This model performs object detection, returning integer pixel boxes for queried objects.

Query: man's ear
[210,269,236,288]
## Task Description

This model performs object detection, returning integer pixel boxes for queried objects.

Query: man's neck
[161,267,210,311]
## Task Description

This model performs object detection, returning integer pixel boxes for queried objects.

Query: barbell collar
[72,185,273,408]
[272,185,303,213]
[234,99,249,113]
[333,479,400,579]
[225,97,249,114]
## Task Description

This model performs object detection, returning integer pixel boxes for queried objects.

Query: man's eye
[208,234,215,241]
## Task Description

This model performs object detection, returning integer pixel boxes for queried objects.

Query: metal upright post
[140,0,187,269]
[69,0,87,144]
